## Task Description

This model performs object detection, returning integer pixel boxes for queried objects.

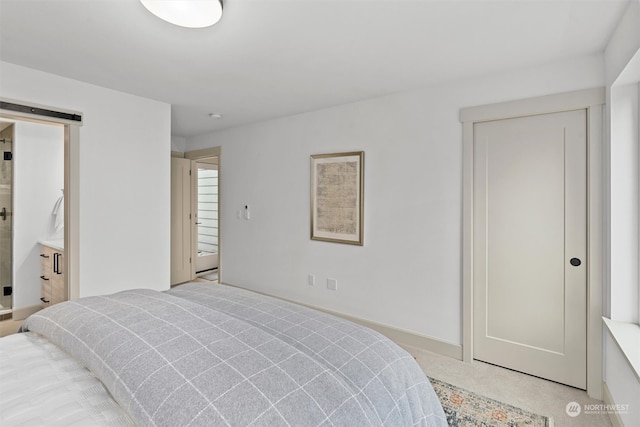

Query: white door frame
[460,88,605,399]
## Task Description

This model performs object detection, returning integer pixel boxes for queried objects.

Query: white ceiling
[0,0,629,137]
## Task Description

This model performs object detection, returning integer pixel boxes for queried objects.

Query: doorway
[0,123,13,315]
[194,157,219,278]
[460,88,605,398]
[0,118,65,316]
[0,99,81,319]
[171,146,222,285]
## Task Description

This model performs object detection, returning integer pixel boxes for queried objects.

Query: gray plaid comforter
[21,283,446,427]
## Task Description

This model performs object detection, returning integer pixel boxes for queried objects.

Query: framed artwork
[310,151,364,245]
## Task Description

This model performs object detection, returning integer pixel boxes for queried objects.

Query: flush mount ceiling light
[140,0,223,28]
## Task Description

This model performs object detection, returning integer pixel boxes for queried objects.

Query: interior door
[170,157,192,285]
[472,109,587,389]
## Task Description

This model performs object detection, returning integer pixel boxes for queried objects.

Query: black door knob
[570,258,581,267]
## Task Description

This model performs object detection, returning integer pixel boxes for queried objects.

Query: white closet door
[473,109,587,389]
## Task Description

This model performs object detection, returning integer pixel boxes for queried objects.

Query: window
[609,81,640,324]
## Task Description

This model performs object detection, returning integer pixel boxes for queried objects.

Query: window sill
[603,317,640,383]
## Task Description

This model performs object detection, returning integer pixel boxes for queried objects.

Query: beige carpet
[404,345,612,427]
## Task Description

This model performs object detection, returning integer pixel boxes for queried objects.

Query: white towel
[52,191,64,232]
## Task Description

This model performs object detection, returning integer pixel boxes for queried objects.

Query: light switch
[308,274,315,286]
[327,278,337,291]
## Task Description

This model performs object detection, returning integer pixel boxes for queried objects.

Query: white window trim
[603,317,640,381]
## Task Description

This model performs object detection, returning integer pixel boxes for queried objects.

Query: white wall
[605,0,640,86]
[0,61,171,301]
[605,333,640,426]
[187,53,604,346]
[172,136,186,153]
[13,121,64,309]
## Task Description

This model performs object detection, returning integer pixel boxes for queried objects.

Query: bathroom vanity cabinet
[39,242,66,307]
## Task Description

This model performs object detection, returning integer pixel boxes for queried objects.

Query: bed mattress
[0,332,135,426]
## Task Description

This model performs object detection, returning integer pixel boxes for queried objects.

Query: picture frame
[310,151,364,245]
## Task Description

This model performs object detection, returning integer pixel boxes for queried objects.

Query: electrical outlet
[327,278,337,291]
[308,274,315,286]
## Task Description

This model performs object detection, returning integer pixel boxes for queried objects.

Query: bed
[0,282,447,426]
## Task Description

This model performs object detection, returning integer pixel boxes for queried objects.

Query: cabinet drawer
[51,278,64,305]
[39,244,64,306]
[40,278,51,307]
[40,248,53,269]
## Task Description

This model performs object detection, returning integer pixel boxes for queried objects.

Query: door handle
[55,253,62,274]
[570,258,582,267]
[0,207,6,221]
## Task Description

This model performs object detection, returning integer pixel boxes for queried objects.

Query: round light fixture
[209,113,223,119]
[140,0,223,28]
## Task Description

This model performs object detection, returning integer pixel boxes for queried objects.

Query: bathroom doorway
[0,122,14,316]
[1,98,82,319]
[0,118,65,317]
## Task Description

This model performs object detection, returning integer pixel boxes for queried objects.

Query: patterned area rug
[429,377,552,427]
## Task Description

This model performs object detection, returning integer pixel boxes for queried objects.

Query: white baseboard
[335,312,463,360]
[221,282,463,360]
[602,381,624,427]
[12,304,41,320]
